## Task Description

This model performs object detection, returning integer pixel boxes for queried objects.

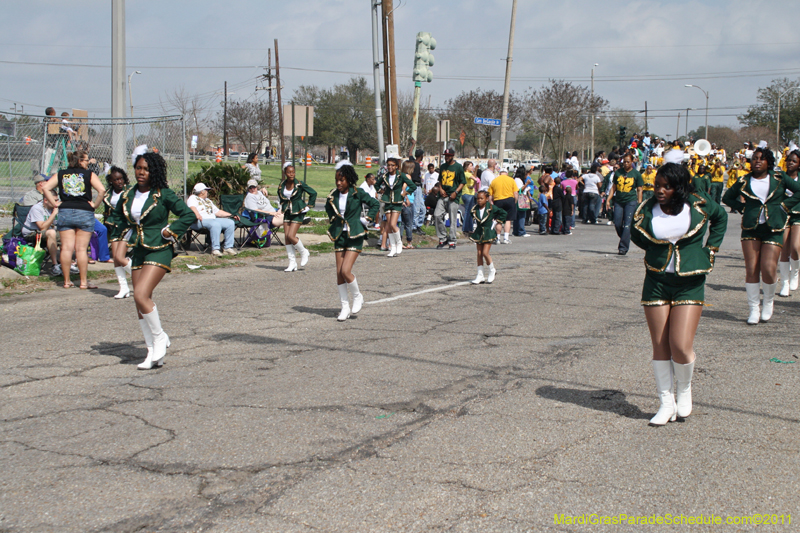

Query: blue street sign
[474,117,501,126]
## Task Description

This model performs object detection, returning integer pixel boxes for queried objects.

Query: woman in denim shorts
[42,150,105,289]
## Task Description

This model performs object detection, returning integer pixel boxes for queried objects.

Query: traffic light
[413,32,436,84]
[618,126,627,147]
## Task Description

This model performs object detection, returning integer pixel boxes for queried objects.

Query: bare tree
[216,98,277,155]
[525,80,607,161]
[396,90,437,157]
[158,85,216,152]
[443,88,523,158]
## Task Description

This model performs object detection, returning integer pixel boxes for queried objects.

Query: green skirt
[789,213,800,226]
[131,245,174,272]
[641,271,705,307]
[333,232,364,252]
[383,203,403,213]
[741,223,783,246]
[284,212,306,224]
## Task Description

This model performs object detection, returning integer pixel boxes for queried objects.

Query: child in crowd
[401,190,415,249]
[551,177,564,234]
[537,186,549,235]
[469,190,507,284]
[562,186,574,235]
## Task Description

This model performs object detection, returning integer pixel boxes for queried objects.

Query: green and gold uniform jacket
[722,171,800,231]
[103,187,126,235]
[469,204,507,244]
[611,168,644,204]
[278,180,318,215]
[780,171,800,215]
[376,172,416,205]
[691,173,712,195]
[325,187,380,240]
[632,192,727,276]
[110,187,196,249]
[438,160,466,202]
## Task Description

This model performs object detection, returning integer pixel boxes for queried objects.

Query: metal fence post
[7,135,13,201]
[182,116,187,198]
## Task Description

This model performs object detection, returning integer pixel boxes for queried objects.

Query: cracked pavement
[1,215,798,532]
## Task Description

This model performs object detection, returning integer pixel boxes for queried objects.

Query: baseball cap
[33,174,47,184]
[193,183,209,193]
[601,159,609,164]
[246,179,259,188]
[443,148,455,156]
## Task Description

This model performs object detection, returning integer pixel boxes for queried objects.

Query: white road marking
[366,281,472,305]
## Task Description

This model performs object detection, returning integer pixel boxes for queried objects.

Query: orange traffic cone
[306,153,312,167]
[25,136,31,145]
[215,149,222,163]
[366,156,372,169]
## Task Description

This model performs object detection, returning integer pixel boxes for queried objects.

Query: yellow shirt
[642,169,656,190]
[463,171,476,196]
[488,175,517,201]
[711,166,724,183]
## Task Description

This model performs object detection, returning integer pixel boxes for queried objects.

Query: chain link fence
[0,112,187,205]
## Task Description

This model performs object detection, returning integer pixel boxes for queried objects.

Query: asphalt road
[1,213,797,532]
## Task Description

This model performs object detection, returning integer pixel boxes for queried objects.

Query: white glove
[360,217,369,226]
[161,226,176,242]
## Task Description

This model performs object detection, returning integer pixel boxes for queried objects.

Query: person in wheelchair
[243,179,282,228]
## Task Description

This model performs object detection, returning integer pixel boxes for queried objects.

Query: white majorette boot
[394,231,403,255]
[745,282,761,325]
[387,233,398,257]
[348,277,364,314]
[284,245,297,272]
[142,305,170,367]
[295,239,310,267]
[761,281,777,322]
[136,318,158,370]
[114,266,131,299]
[649,360,677,426]
[337,283,351,321]
[124,257,132,276]
[673,358,695,418]
[486,262,497,283]
[471,266,485,284]
[778,261,791,297]
[791,258,800,291]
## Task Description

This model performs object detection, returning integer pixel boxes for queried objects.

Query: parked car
[525,158,541,170]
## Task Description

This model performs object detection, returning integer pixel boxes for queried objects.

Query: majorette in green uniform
[328,161,380,321]
[277,162,318,272]
[630,163,727,427]
[469,190,507,285]
[776,150,800,298]
[722,147,800,324]
[376,158,417,257]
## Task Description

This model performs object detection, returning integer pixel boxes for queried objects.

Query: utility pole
[111,0,125,168]
[381,4,391,144]
[644,101,648,132]
[676,112,681,141]
[275,39,284,167]
[384,0,400,148]
[685,109,689,139]
[497,0,518,162]
[256,48,276,157]
[371,0,385,165]
[223,81,228,157]
[590,63,597,162]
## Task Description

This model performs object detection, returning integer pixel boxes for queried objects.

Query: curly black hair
[134,152,169,190]
[655,162,695,215]
[246,152,258,164]
[106,165,129,188]
[336,164,359,188]
[752,147,775,169]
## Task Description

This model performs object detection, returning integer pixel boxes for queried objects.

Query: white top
[479,169,495,191]
[338,192,349,232]
[423,171,439,193]
[477,207,485,219]
[22,201,51,236]
[388,174,396,188]
[359,182,376,199]
[244,163,261,181]
[244,191,276,213]
[652,203,691,273]
[110,190,122,208]
[283,186,293,198]
[186,194,219,220]
[750,176,770,224]
[569,156,580,172]
[131,189,150,224]
[514,177,525,191]
[583,173,602,195]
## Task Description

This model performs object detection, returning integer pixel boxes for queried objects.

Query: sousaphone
[694,139,712,157]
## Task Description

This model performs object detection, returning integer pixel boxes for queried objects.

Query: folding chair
[184,226,211,253]
[239,209,284,248]
[220,194,260,249]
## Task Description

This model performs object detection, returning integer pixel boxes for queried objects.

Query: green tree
[738,77,800,146]
[594,109,644,154]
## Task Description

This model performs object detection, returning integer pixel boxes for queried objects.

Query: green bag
[14,234,46,276]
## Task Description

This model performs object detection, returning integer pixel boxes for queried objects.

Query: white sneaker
[51,264,63,276]
[223,248,238,256]
[606,221,613,225]
[502,239,510,244]
[212,249,223,257]
[69,264,79,274]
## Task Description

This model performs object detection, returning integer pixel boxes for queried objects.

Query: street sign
[474,117,501,126]
[436,120,450,143]
[283,105,314,137]
[191,135,198,149]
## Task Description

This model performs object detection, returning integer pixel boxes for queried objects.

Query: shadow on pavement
[292,306,343,318]
[210,332,287,345]
[701,309,742,322]
[535,385,650,420]
[90,342,143,364]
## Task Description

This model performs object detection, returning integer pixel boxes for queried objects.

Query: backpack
[2,234,27,270]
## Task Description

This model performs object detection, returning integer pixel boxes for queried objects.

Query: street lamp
[590,63,598,163]
[777,85,800,148]
[128,70,142,146]
[684,84,708,138]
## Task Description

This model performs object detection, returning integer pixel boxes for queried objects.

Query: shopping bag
[14,234,46,276]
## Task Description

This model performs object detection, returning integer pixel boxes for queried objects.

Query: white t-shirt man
[423,170,439,194]
[186,195,219,220]
[479,168,495,192]
[22,201,52,237]
[582,173,602,195]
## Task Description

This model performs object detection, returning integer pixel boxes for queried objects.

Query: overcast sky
[2,0,797,141]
